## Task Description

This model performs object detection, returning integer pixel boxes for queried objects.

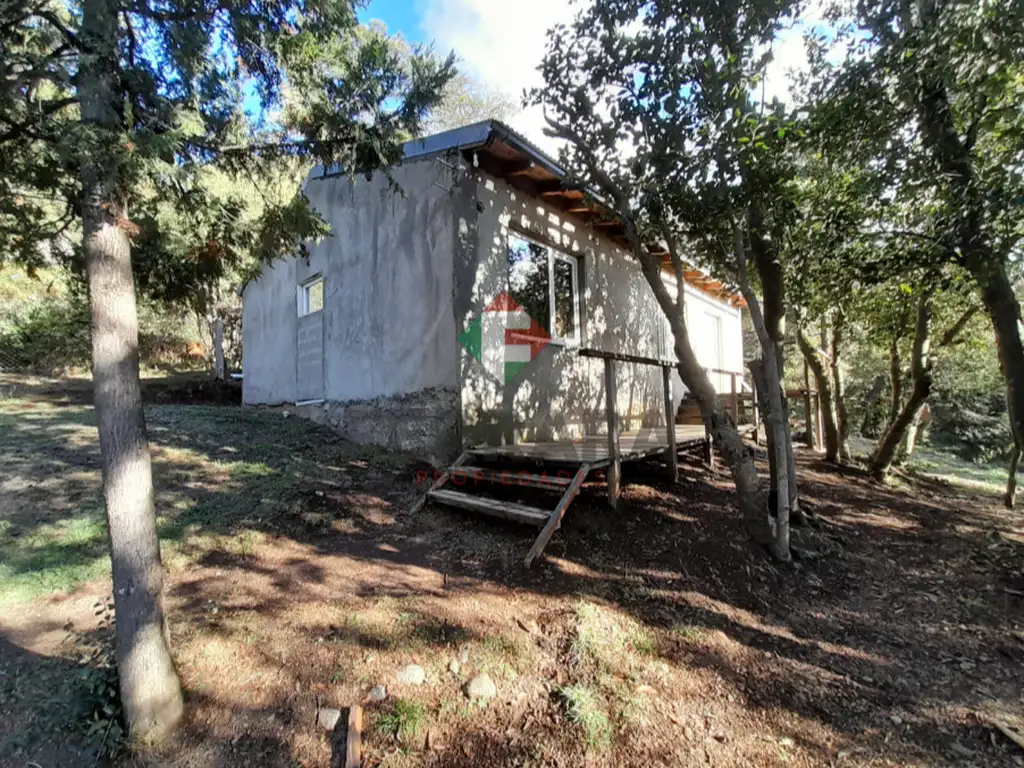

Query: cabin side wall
[242,159,461,459]
[454,170,685,446]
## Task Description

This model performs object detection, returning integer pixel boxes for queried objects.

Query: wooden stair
[423,453,590,567]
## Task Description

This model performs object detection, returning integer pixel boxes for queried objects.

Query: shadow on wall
[456,172,669,447]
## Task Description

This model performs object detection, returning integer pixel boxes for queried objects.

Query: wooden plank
[730,373,739,425]
[427,489,550,527]
[524,464,591,568]
[449,466,572,491]
[605,358,621,509]
[345,706,362,768]
[662,367,678,482]
[540,188,584,199]
[579,347,675,368]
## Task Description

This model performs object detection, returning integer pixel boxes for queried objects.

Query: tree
[423,72,519,134]
[822,0,1024,471]
[2,0,453,741]
[533,0,806,559]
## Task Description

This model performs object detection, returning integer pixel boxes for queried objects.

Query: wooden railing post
[751,376,760,445]
[730,372,739,425]
[604,357,621,508]
[803,360,815,449]
[662,366,678,483]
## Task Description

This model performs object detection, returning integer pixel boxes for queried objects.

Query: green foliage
[560,684,612,751]
[375,699,426,742]
[1,0,456,323]
[72,599,127,761]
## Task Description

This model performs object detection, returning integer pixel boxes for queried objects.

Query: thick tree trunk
[748,204,799,517]
[1005,443,1021,509]
[830,313,851,461]
[734,218,790,560]
[895,402,927,465]
[871,294,933,479]
[636,258,771,547]
[80,0,183,742]
[796,326,840,462]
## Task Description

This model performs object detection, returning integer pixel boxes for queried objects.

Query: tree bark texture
[1005,443,1020,509]
[796,326,840,462]
[886,337,903,432]
[829,313,851,461]
[749,204,799,516]
[80,0,183,742]
[635,258,772,547]
[871,294,933,479]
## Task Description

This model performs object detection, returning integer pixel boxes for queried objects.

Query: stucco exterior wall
[455,170,729,446]
[242,159,461,458]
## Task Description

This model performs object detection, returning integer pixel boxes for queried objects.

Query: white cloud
[418,0,579,151]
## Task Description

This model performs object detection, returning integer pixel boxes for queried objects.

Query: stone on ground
[368,684,387,701]
[395,663,426,685]
[464,672,497,700]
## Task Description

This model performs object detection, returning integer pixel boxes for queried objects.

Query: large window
[506,232,580,344]
[298,276,324,316]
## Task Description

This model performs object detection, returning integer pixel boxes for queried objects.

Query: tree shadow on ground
[2,396,1023,766]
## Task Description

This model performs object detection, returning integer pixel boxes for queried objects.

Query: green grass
[674,624,705,642]
[375,699,426,742]
[571,601,654,673]
[560,684,612,751]
[0,390,413,604]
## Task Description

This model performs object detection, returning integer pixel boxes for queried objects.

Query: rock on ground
[395,664,426,685]
[465,672,497,700]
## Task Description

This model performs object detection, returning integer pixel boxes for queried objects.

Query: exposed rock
[316,707,341,731]
[448,659,461,676]
[368,684,387,701]
[396,664,426,685]
[464,672,497,700]
[458,648,470,664]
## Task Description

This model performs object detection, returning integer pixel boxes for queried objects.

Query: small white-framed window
[506,232,581,345]
[298,276,324,317]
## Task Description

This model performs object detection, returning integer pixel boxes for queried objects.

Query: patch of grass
[0,506,109,604]
[560,684,612,751]
[571,601,654,673]
[674,624,705,642]
[375,699,426,743]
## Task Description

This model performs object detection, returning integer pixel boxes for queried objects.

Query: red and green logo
[458,293,550,384]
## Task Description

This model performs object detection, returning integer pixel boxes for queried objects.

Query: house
[241,120,746,464]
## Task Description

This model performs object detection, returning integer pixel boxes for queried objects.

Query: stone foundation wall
[317,386,460,463]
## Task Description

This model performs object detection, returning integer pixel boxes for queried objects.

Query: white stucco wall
[455,170,745,446]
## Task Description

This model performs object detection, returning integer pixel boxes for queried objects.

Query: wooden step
[426,489,551,527]
[447,465,572,492]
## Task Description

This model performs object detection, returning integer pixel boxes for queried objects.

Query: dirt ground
[1,385,1023,767]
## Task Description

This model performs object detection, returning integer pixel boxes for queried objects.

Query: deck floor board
[466,424,708,468]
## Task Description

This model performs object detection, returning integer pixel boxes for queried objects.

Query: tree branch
[0,97,78,144]
[937,305,980,348]
[32,9,84,50]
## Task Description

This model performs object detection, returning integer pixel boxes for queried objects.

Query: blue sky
[359,0,424,41]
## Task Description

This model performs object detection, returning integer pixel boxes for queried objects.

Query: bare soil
[1,393,1023,767]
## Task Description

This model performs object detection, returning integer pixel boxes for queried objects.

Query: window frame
[297,275,324,317]
[506,231,581,347]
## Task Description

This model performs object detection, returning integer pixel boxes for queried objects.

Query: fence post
[213,319,225,381]
[662,366,678,483]
[604,358,621,509]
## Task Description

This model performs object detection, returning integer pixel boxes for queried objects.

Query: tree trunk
[635,258,771,547]
[886,337,902,431]
[80,0,183,742]
[860,374,887,436]
[871,294,933,479]
[829,313,851,461]
[748,204,799,518]
[1005,443,1020,509]
[895,402,927,465]
[733,219,790,560]
[796,326,840,462]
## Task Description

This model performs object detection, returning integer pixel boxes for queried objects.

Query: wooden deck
[466,424,709,469]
